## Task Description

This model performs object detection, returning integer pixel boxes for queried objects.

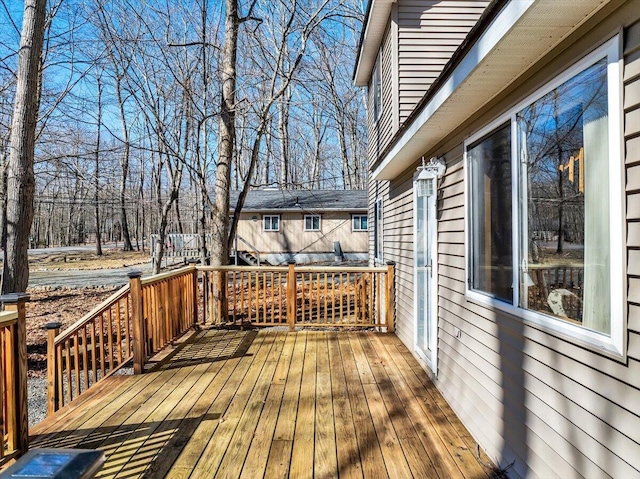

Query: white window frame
[352,214,368,231]
[374,199,384,261]
[304,214,321,232]
[263,215,280,232]
[372,52,382,122]
[464,36,625,358]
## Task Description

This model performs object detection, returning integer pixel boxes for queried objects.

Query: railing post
[216,270,228,325]
[45,322,62,415]
[386,261,395,333]
[1,293,30,456]
[128,271,145,374]
[286,261,296,332]
[188,261,199,328]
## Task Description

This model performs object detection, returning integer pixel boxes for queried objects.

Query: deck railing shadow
[31,413,221,479]
[149,329,258,372]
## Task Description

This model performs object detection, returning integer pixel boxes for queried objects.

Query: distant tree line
[0,0,366,281]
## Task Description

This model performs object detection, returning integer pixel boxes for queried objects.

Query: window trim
[463,35,625,358]
[304,214,321,232]
[263,215,280,232]
[374,199,384,261]
[352,214,368,231]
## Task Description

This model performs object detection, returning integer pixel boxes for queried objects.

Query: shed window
[465,37,623,355]
[304,215,321,231]
[352,215,368,231]
[263,215,280,231]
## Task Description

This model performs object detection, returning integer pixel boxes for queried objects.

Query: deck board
[30,330,495,478]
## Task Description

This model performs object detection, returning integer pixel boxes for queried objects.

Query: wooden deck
[30,330,495,478]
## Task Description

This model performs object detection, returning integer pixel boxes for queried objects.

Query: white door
[415,184,438,373]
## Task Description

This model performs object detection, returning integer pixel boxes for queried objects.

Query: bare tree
[2,0,46,293]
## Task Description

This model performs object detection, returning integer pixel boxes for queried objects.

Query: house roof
[367,0,611,180]
[230,190,368,213]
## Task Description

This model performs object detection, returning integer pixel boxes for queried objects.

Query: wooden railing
[201,263,395,331]
[0,294,29,466]
[138,265,198,361]
[47,285,133,414]
[46,263,394,414]
[47,265,198,413]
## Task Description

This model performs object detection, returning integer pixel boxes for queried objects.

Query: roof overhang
[233,208,368,213]
[353,0,395,86]
[372,0,610,180]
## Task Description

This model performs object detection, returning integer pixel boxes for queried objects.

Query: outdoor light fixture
[416,156,446,197]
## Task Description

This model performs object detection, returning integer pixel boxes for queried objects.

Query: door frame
[413,176,439,374]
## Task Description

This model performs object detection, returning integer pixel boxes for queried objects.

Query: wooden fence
[200,263,394,331]
[0,294,29,466]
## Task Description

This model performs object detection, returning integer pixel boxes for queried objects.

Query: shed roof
[230,189,368,212]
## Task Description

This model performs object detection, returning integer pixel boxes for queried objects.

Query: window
[466,38,623,355]
[304,215,321,231]
[371,53,381,122]
[263,215,280,231]
[352,215,368,231]
[374,199,383,261]
[468,124,513,302]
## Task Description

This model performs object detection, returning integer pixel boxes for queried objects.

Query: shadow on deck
[30,329,497,478]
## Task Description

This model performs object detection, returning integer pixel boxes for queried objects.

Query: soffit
[372,0,610,180]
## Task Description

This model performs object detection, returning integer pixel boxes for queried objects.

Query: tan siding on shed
[397,0,489,124]
[377,8,640,479]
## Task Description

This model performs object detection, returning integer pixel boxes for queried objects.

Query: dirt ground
[24,249,147,378]
[29,248,148,271]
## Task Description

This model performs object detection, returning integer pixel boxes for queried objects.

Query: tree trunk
[115,74,133,251]
[211,0,238,267]
[2,0,46,294]
[95,77,103,256]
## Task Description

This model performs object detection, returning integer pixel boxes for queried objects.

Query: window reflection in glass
[517,58,609,334]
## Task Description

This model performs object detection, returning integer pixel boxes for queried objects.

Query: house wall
[367,23,395,166]
[396,0,489,123]
[366,1,489,167]
[375,3,640,478]
[235,211,368,264]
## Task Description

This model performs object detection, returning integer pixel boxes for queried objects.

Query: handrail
[201,263,395,331]
[197,265,387,273]
[0,310,18,327]
[48,285,134,413]
[54,285,130,344]
[140,265,195,286]
[235,235,261,265]
[47,266,201,414]
[0,294,29,465]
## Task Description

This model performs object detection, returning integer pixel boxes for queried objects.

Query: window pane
[469,123,513,301]
[517,58,609,334]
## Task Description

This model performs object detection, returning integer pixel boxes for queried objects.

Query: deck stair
[236,250,269,266]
